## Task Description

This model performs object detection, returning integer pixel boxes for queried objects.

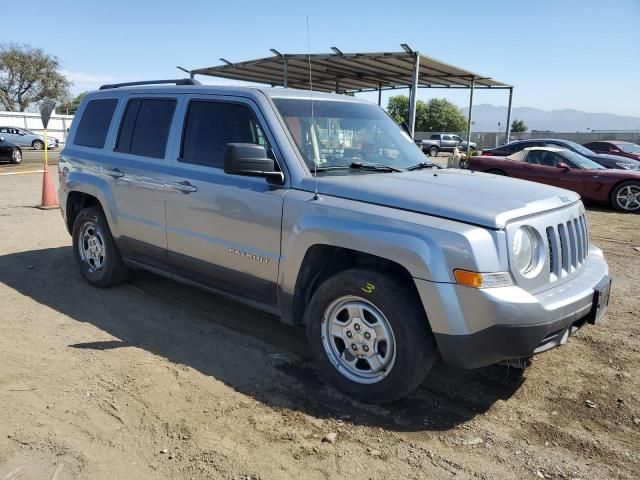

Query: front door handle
[106,168,125,179]
[168,180,198,194]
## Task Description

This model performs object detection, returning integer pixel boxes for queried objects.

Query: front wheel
[611,181,640,212]
[9,148,22,164]
[32,139,44,150]
[72,206,129,287]
[305,269,437,403]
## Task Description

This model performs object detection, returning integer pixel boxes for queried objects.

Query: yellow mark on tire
[361,282,375,294]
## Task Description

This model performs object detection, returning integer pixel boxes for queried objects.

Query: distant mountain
[461,104,640,132]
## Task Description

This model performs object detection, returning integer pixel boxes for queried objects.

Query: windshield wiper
[311,162,402,173]
[349,162,402,172]
[405,161,442,171]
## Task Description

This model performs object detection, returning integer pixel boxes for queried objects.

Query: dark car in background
[482,138,640,170]
[468,147,640,212]
[583,141,640,162]
[0,136,22,164]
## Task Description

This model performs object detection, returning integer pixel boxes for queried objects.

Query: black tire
[429,146,439,157]
[32,139,45,150]
[72,206,128,287]
[9,147,22,164]
[486,169,506,176]
[611,180,640,213]
[305,269,437,404]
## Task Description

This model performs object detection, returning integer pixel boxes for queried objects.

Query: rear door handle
[168,180,197,194]
[106,168,125,179]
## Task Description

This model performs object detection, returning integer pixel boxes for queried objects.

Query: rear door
[164,95,286,308]
[100,95,178,269]
[441,135,456,151]
[0,127,20,145]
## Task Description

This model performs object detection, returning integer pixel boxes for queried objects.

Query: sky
[3,0,639,116]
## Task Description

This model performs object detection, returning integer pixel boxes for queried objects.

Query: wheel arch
[282,244,427,329]
[65,191,104,234]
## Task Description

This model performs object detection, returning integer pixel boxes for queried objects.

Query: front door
[523,150,584,194]
[164,95,286,308]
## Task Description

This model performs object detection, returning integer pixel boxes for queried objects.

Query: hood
[591,153,640,169]
[299,169,580,229]
[586,168,640,178]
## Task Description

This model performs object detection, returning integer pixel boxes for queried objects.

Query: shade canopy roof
[191,49,512,93]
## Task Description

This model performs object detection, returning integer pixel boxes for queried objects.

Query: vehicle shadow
[0,246,523,433]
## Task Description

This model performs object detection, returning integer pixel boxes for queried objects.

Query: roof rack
[99,78,201,90]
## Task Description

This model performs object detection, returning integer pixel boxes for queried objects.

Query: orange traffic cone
[37,163,59,210]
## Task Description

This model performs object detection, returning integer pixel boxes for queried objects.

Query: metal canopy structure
[190,45,515,143]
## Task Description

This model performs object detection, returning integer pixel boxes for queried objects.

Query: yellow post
[44,129,48,166]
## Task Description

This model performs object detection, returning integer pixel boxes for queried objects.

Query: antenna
[307,16,319,201]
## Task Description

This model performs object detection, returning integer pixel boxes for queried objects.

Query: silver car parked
[0,126,58,150]
[58,80,611,403]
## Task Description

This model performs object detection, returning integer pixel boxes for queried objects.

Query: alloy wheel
[616,185,640,211]
[321,295,396,384]
[78,221,106,271]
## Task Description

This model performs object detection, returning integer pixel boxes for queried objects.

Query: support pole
[378,82,382,106]
[408,54,420,138]
[466,77,475,150]
[283,57,288,88]
[505,87,513,144]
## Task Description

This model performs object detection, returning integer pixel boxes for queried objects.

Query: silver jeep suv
[58,79,611,403]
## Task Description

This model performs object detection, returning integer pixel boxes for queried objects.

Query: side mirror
[556,162,570,171]
[224,143,284,185]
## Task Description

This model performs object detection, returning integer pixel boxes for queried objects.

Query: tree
[511,119,528,133]
[387,95,411,124]
[0,43,71,112]
[386,95,467,132]
[57,91,87,115]
[419,98,467,133]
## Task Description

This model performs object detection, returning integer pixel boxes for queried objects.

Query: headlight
[511,226,542,276]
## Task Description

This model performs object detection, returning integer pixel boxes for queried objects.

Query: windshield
[618,143,640,154]
[562,150,605,169]
[273,98,426,172]
[560,139,594,156]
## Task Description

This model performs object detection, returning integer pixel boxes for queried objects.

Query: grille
[546,213,589,281]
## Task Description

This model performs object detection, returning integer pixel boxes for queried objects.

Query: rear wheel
[429,146,439,157]
[9,148,21,164]
[32,139,44,150]
[305,269,437,403]
[611,181,640,212]
[72,206,128,287]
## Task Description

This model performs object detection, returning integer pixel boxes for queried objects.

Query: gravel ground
[0,172,639,480]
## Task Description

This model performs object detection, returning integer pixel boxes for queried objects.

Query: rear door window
[116,98,176,159]
[74,98,118,148]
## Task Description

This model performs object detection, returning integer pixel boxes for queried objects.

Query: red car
[468,147,640,212]
[583,141,640,161]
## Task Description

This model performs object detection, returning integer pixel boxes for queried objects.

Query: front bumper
[416,246,610,369]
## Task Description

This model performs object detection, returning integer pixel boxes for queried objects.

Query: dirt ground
[1,171,639,480]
